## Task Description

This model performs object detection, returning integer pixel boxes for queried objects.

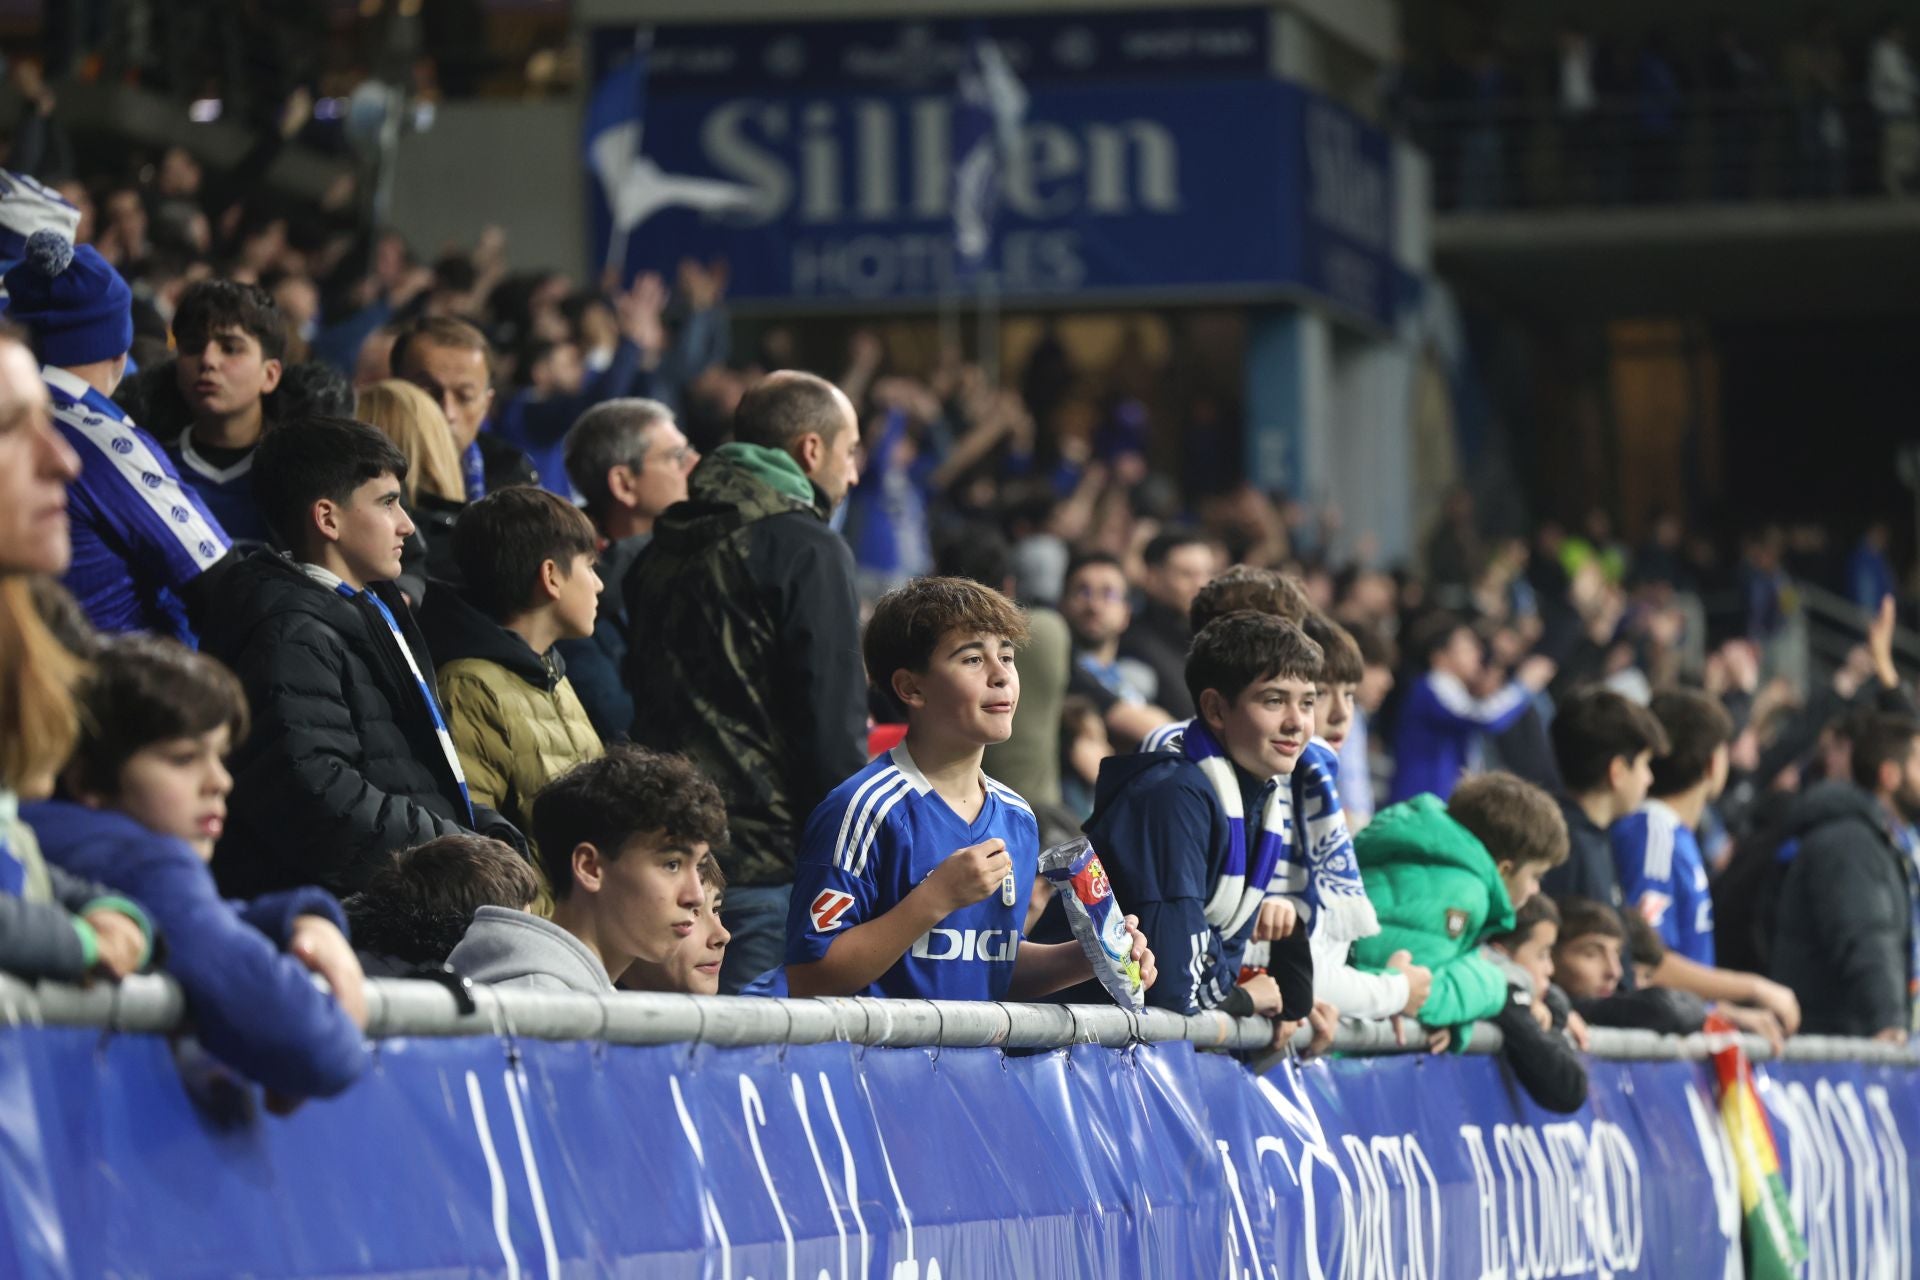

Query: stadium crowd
[0,145,1915,1116]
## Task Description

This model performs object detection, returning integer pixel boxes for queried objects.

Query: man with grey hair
[555,397,698,740]
[624,370,867,991]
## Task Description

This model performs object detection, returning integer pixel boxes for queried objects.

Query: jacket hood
[446,906,612,994]
[1355,794,1515,933]
[420,581,559,688]
[1785,779,1893,840]
[193,547,375,657]
[651,447,823,551]
[1092,749,1192,810]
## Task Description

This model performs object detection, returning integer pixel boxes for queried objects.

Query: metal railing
[2,973,1915,1067]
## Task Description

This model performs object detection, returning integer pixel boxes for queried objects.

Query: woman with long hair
[356,378,467,592]
[0,332,153,981]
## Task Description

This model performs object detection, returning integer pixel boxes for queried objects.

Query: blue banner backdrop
[587,13,1394,322]
[1,1024,1915,1277]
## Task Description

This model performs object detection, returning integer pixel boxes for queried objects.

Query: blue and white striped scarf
[332,582,474,825]
[1181,722,1377,948]
[1182,719,1287,940]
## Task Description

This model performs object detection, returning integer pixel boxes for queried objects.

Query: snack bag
[1039,836,1143,1009]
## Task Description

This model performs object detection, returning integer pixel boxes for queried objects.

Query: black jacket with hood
[1768,780,1915,1037]
[201,549,476,898]
[622,446,868,887]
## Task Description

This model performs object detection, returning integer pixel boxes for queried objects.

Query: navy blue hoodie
[1078,750,1314,1019]
[26,800,368,1098]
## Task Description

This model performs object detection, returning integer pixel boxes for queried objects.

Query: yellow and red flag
[1705,1012,1807,1280]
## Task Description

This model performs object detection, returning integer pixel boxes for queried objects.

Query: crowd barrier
[1,973,1915,1278]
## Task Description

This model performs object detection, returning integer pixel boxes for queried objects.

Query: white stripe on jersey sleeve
[851,784,916,878]
[1642,805,1677,884]
[57,406,228,569]
[832,766,903,872]
[983,777,1034,816]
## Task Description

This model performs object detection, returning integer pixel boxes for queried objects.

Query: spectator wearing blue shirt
[1848,522,1898,615]
[164,280,288,544]
[28,634,367,1100]
[3,230,231,643]
[1390,613,1556,804]
[785,576,1154,1001]
[1611,687,1803,1043]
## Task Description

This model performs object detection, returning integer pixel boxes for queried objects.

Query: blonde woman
[0,334,153,982]
[356,378,467,590]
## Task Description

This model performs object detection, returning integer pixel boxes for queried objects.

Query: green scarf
[711,442,815,506]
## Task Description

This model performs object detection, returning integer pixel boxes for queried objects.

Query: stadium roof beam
[1435,201,1920,322]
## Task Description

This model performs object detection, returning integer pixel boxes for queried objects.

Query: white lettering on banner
[502,1069,562,1279]
[740,1076,798,1280]
[910,927,1019,963]
[1456,1120,1643,1280]
[465,1070,523,1280]
[702,98,1179,228]
[1304,103,1386,251]
[1767,1078,1913,1280]
[670,1074,735,1280]
[789,1075,849,1280]
[816,1072,874,1279]
[790,230,1085,299]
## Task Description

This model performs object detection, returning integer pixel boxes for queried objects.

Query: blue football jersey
[787,744,1039,1001]
[1610,799,1715,966]
[45,366,229,641]
[169,434,270,544]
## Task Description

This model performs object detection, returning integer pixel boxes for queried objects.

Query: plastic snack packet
[1039,836,1143,1009]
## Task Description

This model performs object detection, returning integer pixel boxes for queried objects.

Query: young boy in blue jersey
[786,575,1155,1001]
[1389,613,1555,803]
[1082,612,1321,1035]
[1612,687,1802,1042]
[165,280,287,544]
[2,230,231,642]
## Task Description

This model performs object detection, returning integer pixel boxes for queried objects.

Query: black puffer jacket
[1768,781,1914,1037]
[201,549,472,898]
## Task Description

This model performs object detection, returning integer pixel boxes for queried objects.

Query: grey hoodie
[447,906,614,995]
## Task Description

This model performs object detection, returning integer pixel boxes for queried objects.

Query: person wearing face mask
[25,634,368,1100]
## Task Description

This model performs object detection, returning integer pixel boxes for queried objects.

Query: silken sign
[587,12,1397,325]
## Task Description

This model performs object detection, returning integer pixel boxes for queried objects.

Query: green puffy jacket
[1349,794,1514,1031]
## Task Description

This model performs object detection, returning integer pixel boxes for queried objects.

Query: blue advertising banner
[584,14,1395,323]
[4,1020,1914,1277]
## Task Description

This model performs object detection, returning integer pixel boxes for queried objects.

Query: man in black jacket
[1770,713,1920,1039]
[623,370,867,992]
[203,416,509,898]
[1118,528,1212,721]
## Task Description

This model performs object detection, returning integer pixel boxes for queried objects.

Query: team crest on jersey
[1636,892,1672,927]
[1444,908,1468,939]
[810,889,856,933]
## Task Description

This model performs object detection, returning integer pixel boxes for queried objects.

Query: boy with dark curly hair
[449,745,728,993]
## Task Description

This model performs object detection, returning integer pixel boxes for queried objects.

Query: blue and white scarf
[1182,722,1377,948]
[333,582,475,825]
[1285,742,1378,948]
[1183,719,1288,940]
